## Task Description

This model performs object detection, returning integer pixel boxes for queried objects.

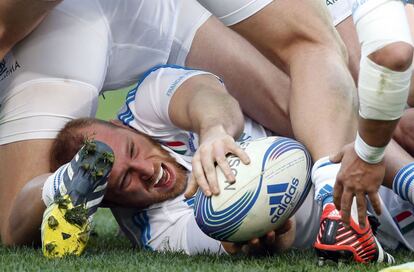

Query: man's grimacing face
[81,123,188,208]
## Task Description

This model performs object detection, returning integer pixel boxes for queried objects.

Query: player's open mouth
[153,163,175,189]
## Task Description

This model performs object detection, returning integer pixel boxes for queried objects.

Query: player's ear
[109,119,128,128]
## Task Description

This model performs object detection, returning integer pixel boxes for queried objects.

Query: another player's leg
[0,140,53,245]
[394,108,414,156]
[406,4,414,107]
[335,16,360,82]
[192,0,357,176]
[0,0,62,59]
[185,15,293,137]
[384,141,414,206]
[0,3,108,247]
[41,140,114,258]
[230,0,358,157]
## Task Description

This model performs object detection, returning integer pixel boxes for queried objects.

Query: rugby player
[1,2,409,264]
[326,0,414,168]
[298,0,414,262]
[44,66,401,263]
[324,0,414,233]
[0,0,293,247]
[192,0,405,263]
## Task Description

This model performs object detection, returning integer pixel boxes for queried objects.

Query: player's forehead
[79,123,125,147]
[86,123,152,150]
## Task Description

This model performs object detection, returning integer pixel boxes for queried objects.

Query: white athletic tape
[353,0,412,56]
[354,132,386,164]
[358,57,411,121]
[353,0,413,121]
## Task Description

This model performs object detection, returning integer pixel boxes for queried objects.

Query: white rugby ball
[193,136,312,242]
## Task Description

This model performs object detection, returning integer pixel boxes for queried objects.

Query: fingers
[275,219,292,236]
[200,149,220,195]
[215,148,235,184]
[191,155,212,197]
[368,192,382,215]
[340,189,353,225]
[229,144,250,165]
[191,136,250,197]
[247,237,267,256]
[184,175,199,199]
[355,193,367,228]
[333,178,343,211]
[215,140,249,182]
[248,237,260,251]
[264,231,276,247]
[329,149,344,164]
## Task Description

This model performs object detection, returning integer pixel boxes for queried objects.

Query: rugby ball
[193,136,312,242]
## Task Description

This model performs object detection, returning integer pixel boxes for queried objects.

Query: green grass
[1,209,413,272]
[96,88,131,121]
[2,88,413,271]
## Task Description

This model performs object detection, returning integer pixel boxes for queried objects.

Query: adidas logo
[267,178,299,223]
[328,208,341,219]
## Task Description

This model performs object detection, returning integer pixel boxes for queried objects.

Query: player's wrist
[354,131,386,164]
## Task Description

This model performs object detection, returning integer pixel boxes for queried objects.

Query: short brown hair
[50,118,117,171]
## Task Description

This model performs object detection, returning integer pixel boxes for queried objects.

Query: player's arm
[0,0,62,59]
[331,1,413,226]
[167,73,250,197]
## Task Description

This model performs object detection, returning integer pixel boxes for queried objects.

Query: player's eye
[131,141,139,160]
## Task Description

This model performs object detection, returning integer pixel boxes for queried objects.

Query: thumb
[184,175,198,199]
[329,149,344,164]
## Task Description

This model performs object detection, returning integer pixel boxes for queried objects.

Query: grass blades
[1,209,413,272]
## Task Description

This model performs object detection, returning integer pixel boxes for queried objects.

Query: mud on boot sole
[41,195,90,258]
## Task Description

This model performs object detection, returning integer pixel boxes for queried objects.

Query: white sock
[393,162,414,205]
[311,156,341,207]
[41,164,69,207]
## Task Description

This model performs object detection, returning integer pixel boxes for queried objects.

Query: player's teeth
[155,167,164,185]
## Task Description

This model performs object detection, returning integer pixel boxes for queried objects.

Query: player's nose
[130,157,155,180]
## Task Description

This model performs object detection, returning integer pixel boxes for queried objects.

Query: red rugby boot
[314,203,395,265]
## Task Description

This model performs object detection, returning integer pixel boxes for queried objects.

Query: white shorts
[325,0,353,26]
[199,0,353,27]
[0,79,98,145]
[374,187,414,251]
[197,0,273,26]
[0,0,211,145]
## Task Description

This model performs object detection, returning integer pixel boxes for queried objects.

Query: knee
[286,27,349,68]
[369,42,414,72]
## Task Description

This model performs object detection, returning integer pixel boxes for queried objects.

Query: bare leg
[383,140,413,189]
[335,16,361,83]
[0,140,52,245]
[405,4,414,107]
[186,16,293,137]
[394,108,414,156]
[230,0,358,160]
[8,174,49,246]
[0,0,62,59]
